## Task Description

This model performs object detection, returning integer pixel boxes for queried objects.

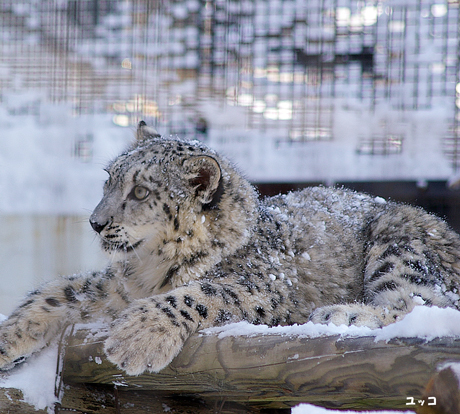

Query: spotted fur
[1,121,460,375]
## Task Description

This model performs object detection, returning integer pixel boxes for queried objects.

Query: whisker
[126,239,142,261]
[108,252,116,267]
[73,217,90,224]
[90,233,101,247]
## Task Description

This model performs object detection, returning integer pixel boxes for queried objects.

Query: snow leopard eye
[130,186,150,201]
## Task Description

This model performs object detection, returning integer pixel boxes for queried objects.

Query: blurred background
[1,0,460,314]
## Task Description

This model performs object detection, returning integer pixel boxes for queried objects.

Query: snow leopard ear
[183,156,223,210]
[136,120,161,142]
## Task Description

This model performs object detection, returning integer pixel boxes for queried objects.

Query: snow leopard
[1,121,460,376]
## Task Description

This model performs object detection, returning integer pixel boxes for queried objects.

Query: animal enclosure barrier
[1,0,460,169]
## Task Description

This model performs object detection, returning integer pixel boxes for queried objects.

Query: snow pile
[375,306,460,342]
[0,316,58,413]
[0,345,59,412]
[202,319,373,339]
[291,404,414,414]
[202,306,460,342]
[0,321,111,413]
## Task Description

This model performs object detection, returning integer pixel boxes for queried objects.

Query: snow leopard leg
[310,205,460,328]
[104,279,280,375]
[363,205,460,318]
[0,269,127,370]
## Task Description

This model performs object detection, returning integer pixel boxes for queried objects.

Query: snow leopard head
[90,122,258,287]
[89,121,225,261]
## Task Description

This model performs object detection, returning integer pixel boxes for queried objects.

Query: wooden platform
[2,325,460,413]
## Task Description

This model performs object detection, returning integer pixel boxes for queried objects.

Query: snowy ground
[0,93,456,216]
[1,306,460,413]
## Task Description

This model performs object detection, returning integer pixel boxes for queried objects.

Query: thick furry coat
[0,122,459,375]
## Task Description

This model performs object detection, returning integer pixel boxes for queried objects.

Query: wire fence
[1,0,460,167]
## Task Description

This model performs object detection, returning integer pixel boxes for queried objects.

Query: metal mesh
[1,0,460,167]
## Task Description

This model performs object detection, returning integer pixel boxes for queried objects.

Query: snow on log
[58,325,460,413]
[0,388,48,414]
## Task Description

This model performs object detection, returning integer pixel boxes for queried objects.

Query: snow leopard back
[202,184,460,328]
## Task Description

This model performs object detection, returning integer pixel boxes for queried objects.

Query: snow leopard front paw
[0,315,48,371]
[104,298,197,376]
[309,304,387,329]
[0,343,28,372]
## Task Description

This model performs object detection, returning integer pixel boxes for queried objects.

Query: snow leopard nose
[89,218,109,234]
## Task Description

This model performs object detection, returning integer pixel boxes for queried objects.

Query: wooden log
[60,325,460,412]
[58,382,259,414]
[0,388,48,414]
